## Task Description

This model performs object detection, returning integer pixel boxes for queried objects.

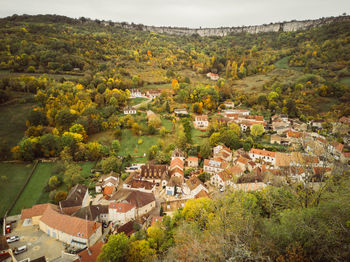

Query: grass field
[130,97,148,106]
[340,77,350,86]
[0,162,34,218]
[88,130,115,146]
[274,56,291,69]
[10,161,95,215]
[0,100,34,148]
[161,117,173,131]
[119,129,160,163]
[192,128,208,145]
[142,83,171,90]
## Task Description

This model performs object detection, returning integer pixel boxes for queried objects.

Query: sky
[1,0,350,28]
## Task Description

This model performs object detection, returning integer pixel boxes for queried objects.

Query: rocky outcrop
[112,16,350,36]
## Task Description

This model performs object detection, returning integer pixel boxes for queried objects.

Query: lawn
[10,161,96,215]
[340,76,350,86]
[119,129,161,163]
[160,117,173,131]
[142,83,172,90]
[274,56,291,69]
[192,128,208,145]
[130,97,148,106]
[0,162,34,218]
[0,100,35,148]
[88,130,115,146]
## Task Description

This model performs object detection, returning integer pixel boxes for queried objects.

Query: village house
[166,176,184,196]
[286,130,304,143]
[146,90,161,99]
[174,108,189,116]
[130,89,142,98]
[39,204,102,249]
[171,148,186,161]
[140,164,169,187]
[249,148,276,166]
[211,170,233,189]
[186,156,199,168]
[73,241,103,262]
[161,199,188,216]
[339,116,350,125]
[184,175,208,197]
[223,108,250,116]
[310,119,325,130]
[213,144,232,162]
[194,115,209,129]
[123,178,156,193]
[123,106,137,115]
[270,134,290,146]
[21,203,58,226]
[203,158,227,174]
[108,189,156,225]
[169,157,185,172]
[236,155,251,171]
[95,175,119,193]
[223,101,235,109]
[206,72,219,81]
[72,204,109,223]
[59,184,90,215]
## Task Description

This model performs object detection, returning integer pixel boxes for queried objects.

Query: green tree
[250,124,265,137]
[111,140,120,155]
[200,139,211,159]
[101,156,122,174]
[127,240,156,262]
[98,233,129,262]
[48,176,60,189]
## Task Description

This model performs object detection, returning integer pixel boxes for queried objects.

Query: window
[167,205,170,209]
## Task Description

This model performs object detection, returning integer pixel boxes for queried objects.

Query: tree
[111,140,120,155]
[200,139,211,159]
[28,110,48,126]
[48,176,60,189]
[101,156,122,174]
[54,191,67,203]
[127,240,156,262]
[250,124,265,137]
[98,233,129,262]
[63,162,83,188]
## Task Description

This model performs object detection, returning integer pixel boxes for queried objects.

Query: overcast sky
[1,0,349,28]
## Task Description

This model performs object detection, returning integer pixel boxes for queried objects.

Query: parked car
[6,236,20,243]
[14,245,27,255]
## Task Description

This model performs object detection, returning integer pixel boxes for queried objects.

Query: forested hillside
[0,15,350,261]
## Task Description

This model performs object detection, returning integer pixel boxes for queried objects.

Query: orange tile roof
[40,205,101,239]
[74,241,103,262]
[250,148,276,158]
[21,203,58,220]
[151,216,163,226]
[237,156,249,165]
[187,156,198,162]
[194,189,210,199]
[103,186,115,195]
[217,171,232,182]
[170,158,184,169]
[186,176,205,191]
[332,142,344,152]
[109,202,135,213]
[287,130,302,138]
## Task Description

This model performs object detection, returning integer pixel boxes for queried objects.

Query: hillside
[0,14,349,261]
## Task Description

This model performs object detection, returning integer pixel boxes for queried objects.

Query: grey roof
[72,205,108,221]
[60,184,88,208]
[110,189,155,208]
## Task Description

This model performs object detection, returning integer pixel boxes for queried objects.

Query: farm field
[130,97,149,106]
[0,100,35,148]
[10,161,95,216]
[0,162,34,218]
[119,129,161,163]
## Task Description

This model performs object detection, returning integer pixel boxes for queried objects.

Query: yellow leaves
[76,83,84,90]
[62,132,83,143]
[21,27,28,33]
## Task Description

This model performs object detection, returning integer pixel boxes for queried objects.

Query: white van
[14,245,27,255]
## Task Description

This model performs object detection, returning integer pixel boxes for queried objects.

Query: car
[14,245,27,255]
[6,236,20,243]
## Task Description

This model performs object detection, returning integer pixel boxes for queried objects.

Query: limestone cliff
[110,16,350,36]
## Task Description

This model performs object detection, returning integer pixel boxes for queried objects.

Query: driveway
[8,222,65,261]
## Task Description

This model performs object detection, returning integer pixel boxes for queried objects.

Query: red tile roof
[74,241,103,262]
[151,216,163,226]
[109,202,135,213]
[103,186,115,196]
[194,189,210,199]
[187,156,198,162]
[250,148,276,158]
[21,203,57,220]
[40,205,101,239]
